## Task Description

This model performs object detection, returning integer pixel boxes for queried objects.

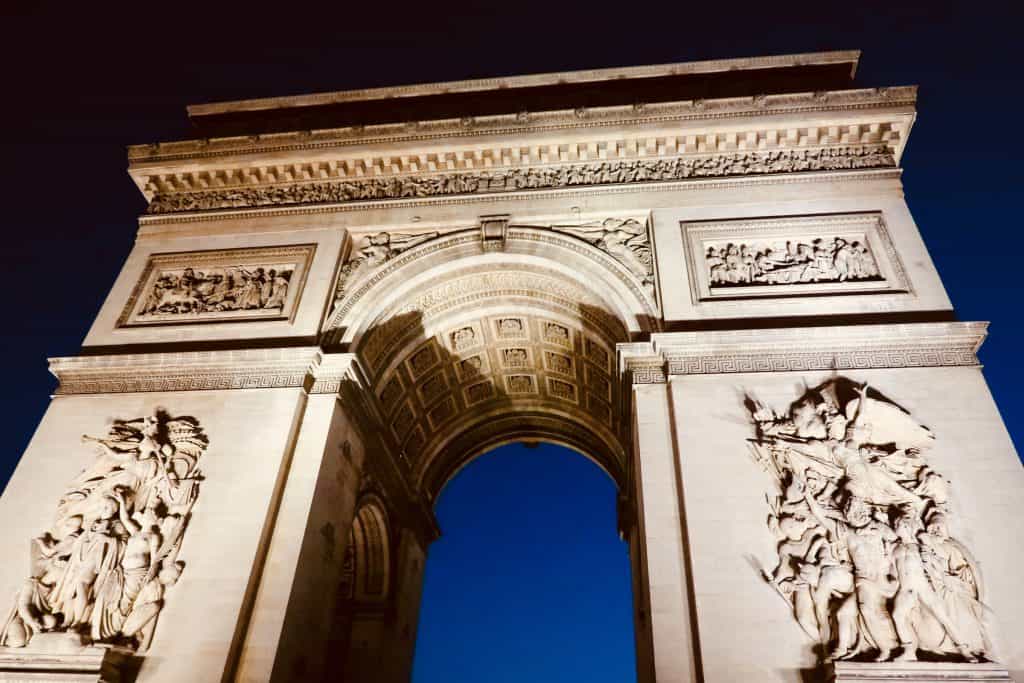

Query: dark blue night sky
[1,3,1022,681]
[411,443,634,682]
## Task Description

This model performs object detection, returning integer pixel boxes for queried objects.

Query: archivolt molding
[327,224,657,348]
[417,410,627,502]
[620,322,988,384]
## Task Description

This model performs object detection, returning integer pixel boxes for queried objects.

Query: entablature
[128,86,916,216]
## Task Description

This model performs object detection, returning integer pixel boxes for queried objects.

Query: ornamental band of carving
[146,145,895,214]
[748,379,989,663]
[1,412,208,652]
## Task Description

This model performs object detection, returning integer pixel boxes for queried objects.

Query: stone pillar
[234,387,367,682]
[381,527,428,683]
[630,381,701,683]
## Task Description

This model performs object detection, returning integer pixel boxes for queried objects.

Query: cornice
[131,86,914,167]
[187,51,860,117]
[619,322,988,384]
[48,347,368,395]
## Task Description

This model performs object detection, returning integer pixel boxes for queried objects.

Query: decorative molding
[47,347,365,396]
[830,661,1012,682]
[136,168,904,227]
[145,145,895,215]
[619,323,987,383]
[130,83,912,166]
[117,244,316,327]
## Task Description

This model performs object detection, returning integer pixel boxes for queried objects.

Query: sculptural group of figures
[147,145,895,214]
[332,218,654,308]
[747,378,989,663]
[139,265,292,317]
[0,412,207,651]
[708,237,879,287]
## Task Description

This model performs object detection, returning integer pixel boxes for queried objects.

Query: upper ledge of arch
[188,51,861,118]
[127,85,917,176]
[618,321,989,383]
[47,347,369,396]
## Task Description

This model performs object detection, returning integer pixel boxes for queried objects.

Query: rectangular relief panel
[118,244,316,326]
[681,212,911,305]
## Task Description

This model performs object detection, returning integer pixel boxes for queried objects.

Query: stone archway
[329,221,658,497]
[321,218,659,679]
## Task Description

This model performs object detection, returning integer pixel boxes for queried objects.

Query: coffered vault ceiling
[332,224,651,498]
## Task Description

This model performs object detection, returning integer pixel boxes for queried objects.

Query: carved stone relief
[0,412,208,651]
[551,218,655,294]
[706,235,880,288]
[747,378,989,663]
[682,213,910,304]
[119,245,315,326]
[333,232,439,306]
[146,145,895,215]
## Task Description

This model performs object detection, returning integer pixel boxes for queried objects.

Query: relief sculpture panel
[119,245,316,326]
[747,378,989,663]
[682,213,910,304]
[0,412,208,651]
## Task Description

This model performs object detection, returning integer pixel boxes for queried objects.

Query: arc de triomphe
[0,51,1021,682]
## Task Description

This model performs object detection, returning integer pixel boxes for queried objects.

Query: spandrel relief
[747,378,989,663]
[119,244,315,326]
[552,218,655,294]
[1,412,208,651]
[332,231,439,307]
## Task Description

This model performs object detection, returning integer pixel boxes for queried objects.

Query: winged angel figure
[552,218,654,290]
[1,412,208,651]
[747,378,989,663]
[332,231,439,308]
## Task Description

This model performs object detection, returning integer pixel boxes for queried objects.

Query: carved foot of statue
[875,649,893,663]
[893,644,917,662]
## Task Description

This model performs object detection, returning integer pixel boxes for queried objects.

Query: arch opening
[327,225,655,504]
[411,442,638,682]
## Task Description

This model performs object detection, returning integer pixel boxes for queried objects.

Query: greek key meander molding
[130,85,913,164]
[48,348,365,395]
[146,145,895,214]
[621,323,988,384]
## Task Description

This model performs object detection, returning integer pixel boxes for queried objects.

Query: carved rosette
[747,378,990,664]
[0,412,208,652]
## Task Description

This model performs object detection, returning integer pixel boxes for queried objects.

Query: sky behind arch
[0,3,1022,680]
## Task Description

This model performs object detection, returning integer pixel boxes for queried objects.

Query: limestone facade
[0,50,1021,682]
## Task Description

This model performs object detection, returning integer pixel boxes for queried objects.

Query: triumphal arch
[1,51,1022,682]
